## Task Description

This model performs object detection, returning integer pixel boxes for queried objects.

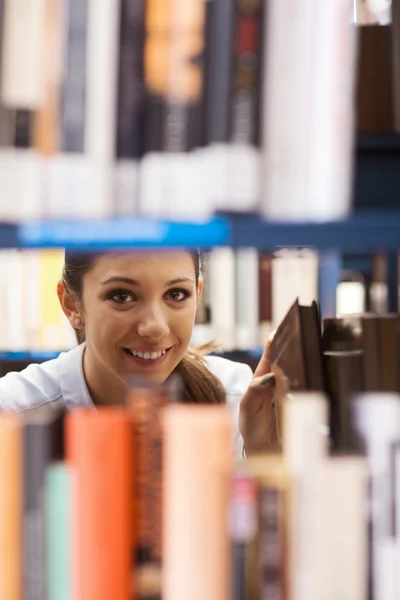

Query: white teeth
[128,349,167,360]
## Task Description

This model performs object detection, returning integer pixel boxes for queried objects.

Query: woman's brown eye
[111,292,133,304]
[167,289,188,302]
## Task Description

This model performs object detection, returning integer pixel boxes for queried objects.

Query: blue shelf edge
[0,210,397,251]
[0,351,62,361]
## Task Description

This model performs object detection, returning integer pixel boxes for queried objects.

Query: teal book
[45,463,70,600]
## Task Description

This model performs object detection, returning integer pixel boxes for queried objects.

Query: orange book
[32,0,64,154]
[0,414,22,600]
[66,408,133,600]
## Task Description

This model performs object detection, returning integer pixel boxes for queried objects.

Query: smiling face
[61,251,201,404]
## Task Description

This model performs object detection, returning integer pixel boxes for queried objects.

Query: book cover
[162,405,233,600]
[66,408,133,600]
[23,406,65,600]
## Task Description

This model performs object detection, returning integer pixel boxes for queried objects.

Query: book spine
[318,250,341,320]
[258,482,288,600]
[115,0,145,159]
[308,0,358,220]
[23,420,53,600]
[229,0,262,145]
[114,0,145,215]
[163,405,233,600]
[0,414,22,600]
[84,0,120,161]
[314,458,368,600]
[235,248,259,350]
[127,383,166,599]
[353,393,400,600]
[33,0,65,156]
[45,463,70,600]
[60,0,88,153]
[1,0,46,108]
[203,0,235,211]
[66,408,133,600]
[323,350,363,452]
[228,472,258,600]
[210,248,236,351]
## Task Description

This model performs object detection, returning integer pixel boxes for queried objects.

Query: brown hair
[62,251,225,404]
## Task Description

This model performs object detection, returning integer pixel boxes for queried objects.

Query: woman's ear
[57,280,84,329]
[196,277,204,309]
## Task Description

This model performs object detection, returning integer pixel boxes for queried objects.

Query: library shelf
[0,351,63,362]
[0,210,397,251]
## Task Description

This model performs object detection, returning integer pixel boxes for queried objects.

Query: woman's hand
[239,334,281,454]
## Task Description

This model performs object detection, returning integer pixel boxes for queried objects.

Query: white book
[314,457,368,600]
[308,0,358,220]
[284,392,329,600]
[271,249,319,328]
[84,0,120,215]
[235,248,259,350]
[209,248,236,350]
[1,0,46,108]
[261,0,357,221]
[353,393,400,600]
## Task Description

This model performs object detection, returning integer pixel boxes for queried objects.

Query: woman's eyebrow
[166,278,195,286]
[101,276,140,286]
[101,276,195,286]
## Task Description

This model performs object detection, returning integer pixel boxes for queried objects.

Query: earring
[74,318,82,326]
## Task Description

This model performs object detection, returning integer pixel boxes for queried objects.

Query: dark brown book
[269,298,324,391]
[356,25,394,133]
[322,314,399,392]
[379,314,399,391]
[323,351,363,452]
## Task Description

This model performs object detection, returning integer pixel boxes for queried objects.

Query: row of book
[0,0,358,221]
[0,247,393,354]
[0,375,398,600]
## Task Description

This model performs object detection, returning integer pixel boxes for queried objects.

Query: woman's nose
[136,305,170,338]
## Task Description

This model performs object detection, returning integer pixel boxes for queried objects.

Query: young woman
[0,249,278,455]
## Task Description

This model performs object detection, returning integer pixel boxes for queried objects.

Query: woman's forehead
[87,251,196,279]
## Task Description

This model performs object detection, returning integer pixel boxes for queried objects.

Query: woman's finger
[254,330,276,378]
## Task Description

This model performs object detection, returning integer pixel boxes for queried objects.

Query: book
[66,408,133,600]
[261,0,357,221]
[114,0,146,215]
[228,469,258,600]
[0,413,22,600]
[23,406,65,600]
[45,463,70,600]
[314,457,368,600]
[352,393,400,600]
[210,248,236,351]
[246,456,290,600]
[235,248,259,351]
[1,0,46,108]
[162,405,233,600]
[126,380,167,600]
[226,0,263,211]
[269,298,325,392]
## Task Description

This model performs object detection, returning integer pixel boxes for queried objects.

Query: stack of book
[1,370,399,599]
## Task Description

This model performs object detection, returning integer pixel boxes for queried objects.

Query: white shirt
[0,344,253,456]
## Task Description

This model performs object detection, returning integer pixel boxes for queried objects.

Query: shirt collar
[60,343,95,410]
